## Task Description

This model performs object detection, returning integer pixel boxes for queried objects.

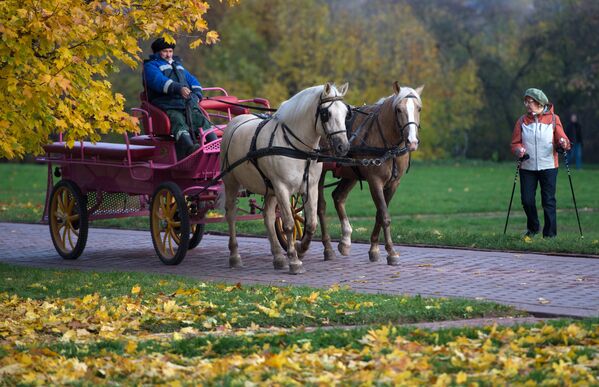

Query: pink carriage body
[37,87,271,264]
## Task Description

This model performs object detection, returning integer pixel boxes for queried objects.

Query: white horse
[220,82,350,274]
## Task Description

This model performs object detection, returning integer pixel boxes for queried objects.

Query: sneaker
[522,230,538,239]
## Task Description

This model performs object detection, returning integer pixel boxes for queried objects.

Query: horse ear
[393,81,400,95]
[338,82,349,96]
[324,82,333,96]
[415,84,424,96]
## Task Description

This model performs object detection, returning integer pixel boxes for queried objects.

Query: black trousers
[519,168,558,237]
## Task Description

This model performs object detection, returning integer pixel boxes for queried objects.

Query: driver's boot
[176,132,200,160]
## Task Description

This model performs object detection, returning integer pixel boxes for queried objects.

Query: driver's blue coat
[143,54,203,110]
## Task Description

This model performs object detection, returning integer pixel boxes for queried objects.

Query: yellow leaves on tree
[0,0,230,159]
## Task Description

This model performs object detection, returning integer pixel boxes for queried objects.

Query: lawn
[1,160,597,255]
[0,264,597,385]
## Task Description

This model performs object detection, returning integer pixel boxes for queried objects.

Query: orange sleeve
[511,116,523,155]
[553,115,571,150]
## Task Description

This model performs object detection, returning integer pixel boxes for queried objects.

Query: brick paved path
[1,222,597,318]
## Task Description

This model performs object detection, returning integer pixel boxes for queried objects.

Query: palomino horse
[314,82,423,265]
[220,83,350,274]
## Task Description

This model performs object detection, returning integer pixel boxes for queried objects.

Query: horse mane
[376,86,422,108]
[275,85,323,127]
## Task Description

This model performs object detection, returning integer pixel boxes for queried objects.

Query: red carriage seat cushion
[200,96,250,116]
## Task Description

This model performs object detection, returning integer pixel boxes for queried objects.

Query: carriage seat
[44,141,156,161]
[199,96,250,116]
[138,93,172,136]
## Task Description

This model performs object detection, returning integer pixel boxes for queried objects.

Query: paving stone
[0,222,597,318]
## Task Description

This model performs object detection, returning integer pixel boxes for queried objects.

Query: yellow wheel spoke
[161,229,168,251]
[171,228,181,245]
[66,195,75,214]
[167,231,175,256]
[57,191,66,213]
[67,225,75,250]
[60,224,68,249]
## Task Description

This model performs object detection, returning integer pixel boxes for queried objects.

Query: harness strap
[250,118,276,190]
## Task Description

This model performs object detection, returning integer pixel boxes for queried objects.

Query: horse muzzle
[330,136,350,157]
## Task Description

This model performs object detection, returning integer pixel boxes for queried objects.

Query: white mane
[376,86,422,107]
[393,86,422,108]
[275,85,323,127]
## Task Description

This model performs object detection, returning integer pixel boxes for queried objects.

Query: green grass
[0,263,518,327]
[1,161,598,254]
[1,263,597,385]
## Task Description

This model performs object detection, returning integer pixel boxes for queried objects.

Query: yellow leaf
[264,353,286,369]
[131,285,141,295]
[307,291,319,303]
[125,340,137,354]
[456,371,467,384]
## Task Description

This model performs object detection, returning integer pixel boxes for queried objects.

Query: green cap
[524,88,549,105]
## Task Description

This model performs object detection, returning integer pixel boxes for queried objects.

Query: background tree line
[112,0,598,161]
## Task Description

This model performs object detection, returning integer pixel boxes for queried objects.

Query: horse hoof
[387,255,400,266]
[338,242,351,256]
[273,258,288,270]
[324,249,336,261]
[369,251,380,262]
[229,256,243,268]
[295,244,306,260]
[288,263,306,275]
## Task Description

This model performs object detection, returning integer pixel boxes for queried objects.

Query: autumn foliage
[0,0,225,159]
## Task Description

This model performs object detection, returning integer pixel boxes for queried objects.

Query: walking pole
[562,151,584,238]
[504,154,529,234]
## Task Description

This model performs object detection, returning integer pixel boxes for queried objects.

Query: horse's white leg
[275,188,305,274]
[295,183,318,259]
[263,194,288,270]
[333,178,357,256]
[317,172,335,261]
[224,177,243,268]
[382,183,401,265]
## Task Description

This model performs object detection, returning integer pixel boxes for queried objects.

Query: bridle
[315,95,348,141]
[394,94,421,148]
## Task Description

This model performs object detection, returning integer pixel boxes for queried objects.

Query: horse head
[392,81,423,152]
[317,82,351,157]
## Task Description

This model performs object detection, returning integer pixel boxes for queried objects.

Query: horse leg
[224,177,243,268]
[382,184,401,266]
[333,178,357,256]
[367,180,390,263]
[295,182,319,259]
[275,188,305,274]
[317,172,336,261]
[263,194,288,270]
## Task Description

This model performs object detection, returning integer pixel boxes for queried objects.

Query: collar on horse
[344,94,421,180]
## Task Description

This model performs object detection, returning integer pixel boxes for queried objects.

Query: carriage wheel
[188,223,205,250]
[49,180,88,260]
[275,194,305,251]
[150,182,190,265]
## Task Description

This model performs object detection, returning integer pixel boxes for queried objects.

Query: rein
[203,97,278,112]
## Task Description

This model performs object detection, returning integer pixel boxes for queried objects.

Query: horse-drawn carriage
[37,87,272,265]
[37,81,422,274]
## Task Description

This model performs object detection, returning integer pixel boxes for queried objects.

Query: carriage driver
[143,38,218,160]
